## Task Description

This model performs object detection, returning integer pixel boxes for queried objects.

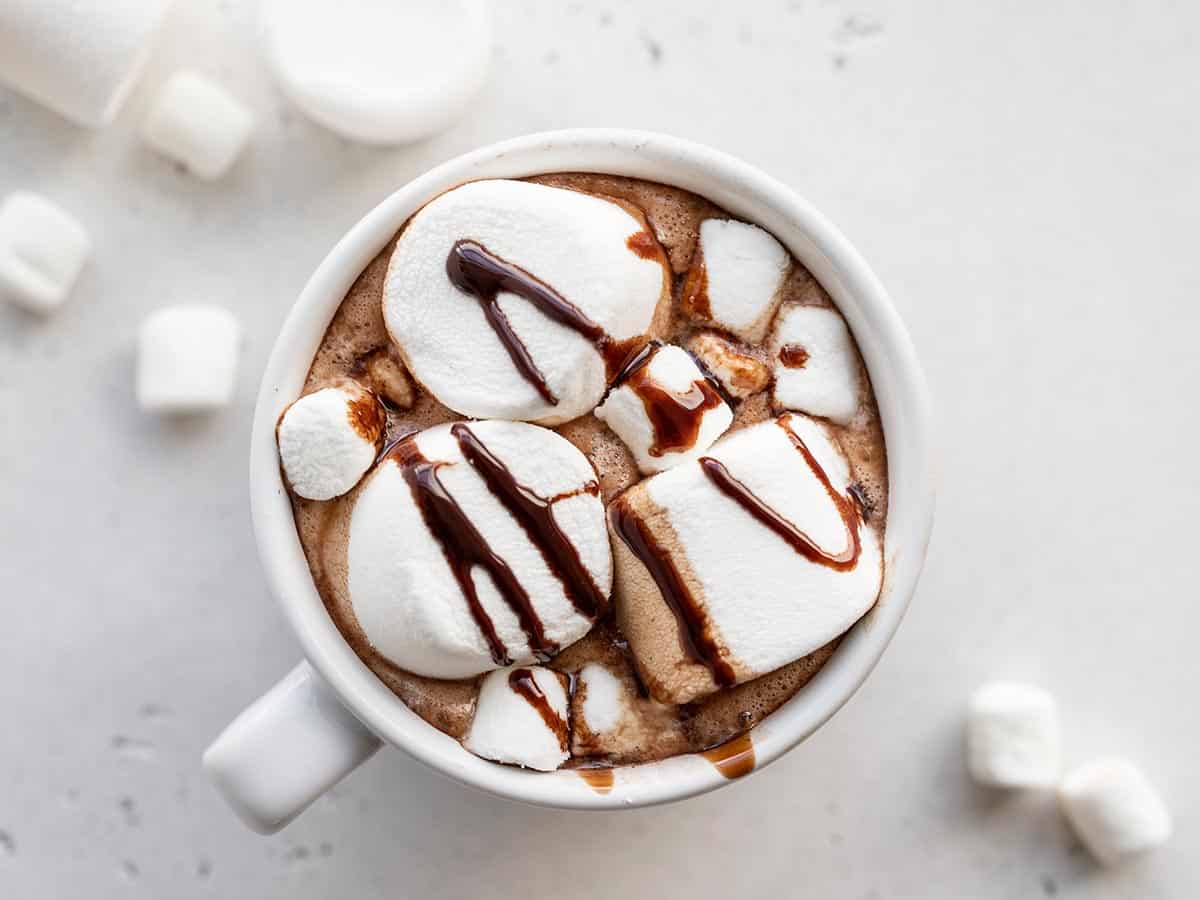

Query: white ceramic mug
[203,129,936,833]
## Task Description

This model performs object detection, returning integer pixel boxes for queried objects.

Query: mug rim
[249,128,936,809]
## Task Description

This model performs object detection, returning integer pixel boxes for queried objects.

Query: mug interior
[249,129,935,809]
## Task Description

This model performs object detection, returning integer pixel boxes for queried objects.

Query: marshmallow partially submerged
[0,192,91,314]
[141,72,254,179]
[347,420,611,678]
[682,219,790,342]
[277,382,385,501]
[137,306,240,413]
[1059,758,1172,866]
[612,414,882,704]
[464,666,570,771]
[595,343,733,475]
[771,304,863,425]
[686,331,770,400]
[383,179,669,425]
[966,682,1061,788]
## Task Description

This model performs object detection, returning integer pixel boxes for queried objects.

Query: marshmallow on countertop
[595,343,733,475]
[771,304,863,425]
[383,179,669,425]
[1059,758,1172,866]
[464,666,570,771]
[685,331,770,400]
[137,306,240,413]
[0,192,91,314]
[965,682,1061,788]
[261,0,491,145]
[141,72,254,179]
[347,419,611,678]
[277,383,385,501]
[0,0,173,127]
[613,413,882,704]
[682,219,790,342]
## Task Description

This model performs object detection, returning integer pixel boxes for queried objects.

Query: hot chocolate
[282,172,888,781]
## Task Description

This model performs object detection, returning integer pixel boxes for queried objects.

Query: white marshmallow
[347,420,611,679]
[578,662,624,735]
[686,331,771,399]
[260,0,491,145]
[0,192,91,314]
[383,179,668,425]
[687,219,790,341]
[965,682,1061,788]
[0,0,173,127]
[1059,759,1172,866]
[618,414,882,702]
[771,304,862,425]
[141,72,254,180]
[137,306,240,413]
[595,344,733,475]
[464,666,570,771]
[277,384,384,501]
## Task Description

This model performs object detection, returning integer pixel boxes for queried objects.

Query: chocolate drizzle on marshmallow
[508,668,569,752]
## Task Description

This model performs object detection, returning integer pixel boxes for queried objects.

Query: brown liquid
[609,500,736,687]
[613,342,726,458]
[680,258,711,319]
[508,668,568,751]
[701,733,756,779]
[291,172,891,769]
[577,767,615,794]
[778,344,810,369]
[392,437,555,666]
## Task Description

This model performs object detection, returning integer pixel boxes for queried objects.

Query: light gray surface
[1,1,1196,897]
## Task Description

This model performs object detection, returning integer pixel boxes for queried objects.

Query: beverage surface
[285,173,888,775]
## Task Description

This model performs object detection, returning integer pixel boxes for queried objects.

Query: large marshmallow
[347,420,611,678]
[595,344,733,475]
[0,192,91,314]
[141,72,254,180]
[686,331,770,400]
[1059,759,1172,866]
[261,0,491,145]
[277,383,385,501]
[613,414,882,703]
[463,666,570,771]
[683,219,790,341]
[965,682,1061,788]
[383,179,669,425]
[771,304,862,425]
[0,0,173,127]
[137,306,240,412]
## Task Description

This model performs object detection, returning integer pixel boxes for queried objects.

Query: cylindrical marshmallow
[0,0,175,128]
[1059,758,1172,866]
[965,682,1061,789]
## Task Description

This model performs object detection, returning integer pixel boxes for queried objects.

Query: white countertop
[2,1,1196,897]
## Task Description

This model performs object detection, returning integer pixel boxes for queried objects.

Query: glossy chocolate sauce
[612,342,726,458]
[778,343,810,369]
[508,668,569,751]
[701,732,756,779]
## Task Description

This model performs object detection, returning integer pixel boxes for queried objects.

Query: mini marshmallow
[1059,758,1171,866]
[578,662,624,735]
[141,72,254,179]
[683,219,790,341]
[384,179,668,425]
[261,0,491,145]
[464,666,570,771]
[686,331,770,399]
[771,304,862,425]
[137,306,240,413]
[0,192,91,314]
[595,344,733,475]
[277,383,384,501]
[966,682,1061,788]
[613,414,882,704]
[347,420,611,678]
[0,0,173,127]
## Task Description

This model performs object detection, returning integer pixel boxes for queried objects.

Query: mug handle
[203,662,382,833]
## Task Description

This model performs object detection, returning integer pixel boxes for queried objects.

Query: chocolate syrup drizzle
[609,414,864,682]
[611,343,726,458]
[778,343,810,369]
[445,240,646,404]
[508,668,569,751]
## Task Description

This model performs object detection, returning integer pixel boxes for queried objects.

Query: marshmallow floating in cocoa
[771,304,862,425]
[277,382,385,501]
[383,179,669,425]
[611,413,882,704]
[464,665,570,771]
[595,343,733,475]
[685,331,770,400]
[347,419,611,679]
